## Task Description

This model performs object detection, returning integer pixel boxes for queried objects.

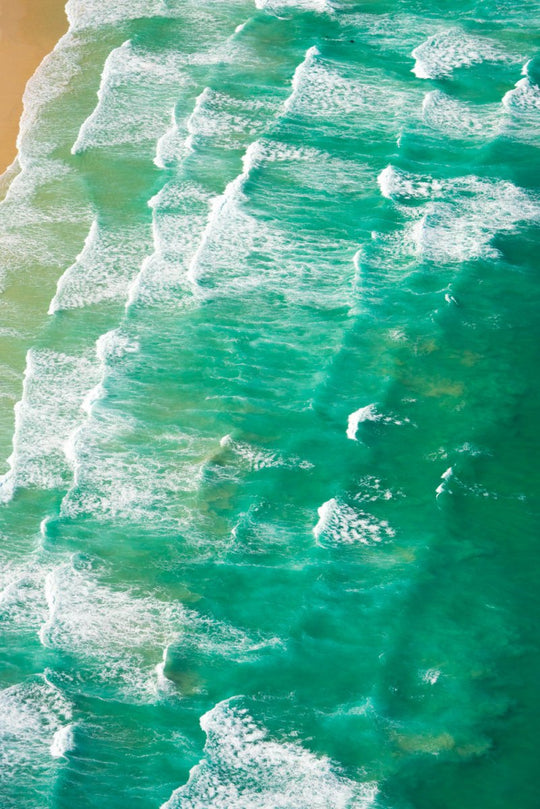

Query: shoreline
[0,0,68,174]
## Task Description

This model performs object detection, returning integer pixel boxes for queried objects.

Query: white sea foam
[0,21,92,288]
[50,325,207,529]
[412,29,511,79]
[96,329,140,364]
[50,723,76,758]
[0,349,101,501]
[436,466,453,497]
[0,25,94,291]
[67,0,251,34]
[130,194,209,306]
[503,67,540,114]
[283,46,408,128]
[378,165,540,263]
[422,668,441,685]
[174,136,357,307]
[182,30,247,69]
[154,108,183,169]
[422,90,501,139]
[283,45,319,113]
[49,219,150,312]
[148,49,365,306]
[135,76,284,304]
[0,560,49,632]
[409,185,539,262]
[346,404,379,441]
[59,413,200,527]
[313,498,338,539]
[256,140,372,208]
[60,449,198,526]
[0,166,91,289]
[378,165,443,200]
[150,183,211,259]
[38,561,276,699]
[0,677,73,779]
[134,83,276,304]
[16,33,84,160]
[66,0,171,30]
[155,645,174,694]
[188,88,279,151]
[353,476,401,503]
[162,698,378,809]
[502,63,540,142]
[0,160,86,234]
[187,141,263,288]
[504,76,540,113]
[220,434,313,471]
[125,254,156,310]
[283,46,418,138]
[155,84,278,168]
[38,562,187,697]
[72,41,187,153]
[346,404,411,441]
[255,0,335,14]
[314,498,395,546]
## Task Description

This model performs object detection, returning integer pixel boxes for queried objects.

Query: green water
[0,1,538,807]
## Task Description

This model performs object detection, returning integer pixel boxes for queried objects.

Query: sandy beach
[0,0,67,173]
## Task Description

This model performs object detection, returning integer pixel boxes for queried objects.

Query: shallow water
[0,1,539,807]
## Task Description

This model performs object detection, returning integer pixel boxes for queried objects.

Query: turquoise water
[0,0,539,807]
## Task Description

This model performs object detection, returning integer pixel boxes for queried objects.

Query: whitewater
[0,1,538,807]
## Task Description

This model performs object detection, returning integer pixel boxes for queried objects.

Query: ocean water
[0,0,539,807]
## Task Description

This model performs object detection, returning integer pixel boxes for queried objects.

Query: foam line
[314,497,395,546]
[422,90,501,139]
[283,46,320,113]
[0,676,73,778]
[37,561,278,700]
[436,466,453,498]
[186,140,263,287]
[72,40,191,154]
[378,165,540,263]
[411,28,510,79]
[50,724,76,758]
[162,697,378,809]
[346,404,379,441]
[0,349,101,501]
[66,0,171,32]
[255,0,335,14]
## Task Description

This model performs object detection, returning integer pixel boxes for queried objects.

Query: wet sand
[0,0,68,173]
